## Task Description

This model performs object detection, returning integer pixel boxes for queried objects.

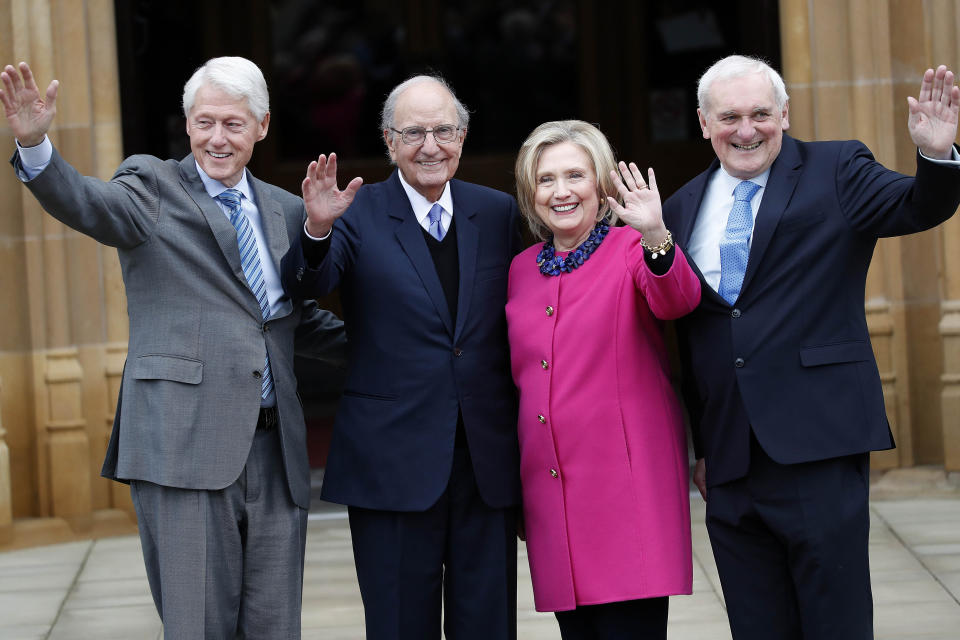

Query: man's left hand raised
[302,153,362,238]
[908,65,960,160]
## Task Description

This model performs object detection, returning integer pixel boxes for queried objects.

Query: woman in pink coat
[506,121,701,639]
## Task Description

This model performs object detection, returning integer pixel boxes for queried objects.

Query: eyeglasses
[390,124,461,145]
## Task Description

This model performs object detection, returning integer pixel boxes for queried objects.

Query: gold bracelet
[640,230,674,259]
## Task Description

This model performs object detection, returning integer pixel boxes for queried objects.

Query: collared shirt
[196,163,286,322]
[687,167,769,292]
[16,136,284,405]
[687,147,960,294]
[397,170,454,236]
[303,169,456,241]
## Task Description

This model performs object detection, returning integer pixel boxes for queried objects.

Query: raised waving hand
[908,64,960,160]
[302,153,363,237]
[0,62,58,147]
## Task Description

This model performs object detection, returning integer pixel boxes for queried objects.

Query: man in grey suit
[1,57,346,639]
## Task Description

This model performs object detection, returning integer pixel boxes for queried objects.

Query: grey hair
[182,56,269,121]
[697,55,789,116]
[380,75,470,144]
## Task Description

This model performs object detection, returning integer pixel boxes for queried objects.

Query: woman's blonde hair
[514,120,620,241]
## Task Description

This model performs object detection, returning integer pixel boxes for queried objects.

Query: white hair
[380,75,470,141]
[697,55,789,115]
[182,56,269,121]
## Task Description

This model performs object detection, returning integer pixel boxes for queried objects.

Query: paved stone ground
[0,469,958,639]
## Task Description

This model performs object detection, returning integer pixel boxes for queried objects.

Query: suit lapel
[671,161,729,307]
[740,135,802,294]
[451,180,478,343]
[388,173,455,335]
[248,175,290,268]
[672,162,717,248]
[178,156,247,287]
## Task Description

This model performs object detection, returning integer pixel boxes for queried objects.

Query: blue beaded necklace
[536,221,610,276]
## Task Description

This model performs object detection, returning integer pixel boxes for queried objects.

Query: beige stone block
[50,0,91,128]
[811,84,855,141]
[0,232,32,352]
[0,352,38,518]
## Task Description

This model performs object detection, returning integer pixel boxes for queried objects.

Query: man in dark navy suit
[662,55,960,639]
[281,75,522,640]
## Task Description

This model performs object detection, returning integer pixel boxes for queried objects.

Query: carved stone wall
[779,0,960,469]
[0,0,134,550]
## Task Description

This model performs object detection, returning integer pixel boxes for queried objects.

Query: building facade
[0,0,958,549]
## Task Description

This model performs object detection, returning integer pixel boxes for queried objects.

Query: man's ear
[257,112,271,141]
[383,129,397,162]
[697,109,710,139]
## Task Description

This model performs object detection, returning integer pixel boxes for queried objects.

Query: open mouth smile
[733,141,762,151]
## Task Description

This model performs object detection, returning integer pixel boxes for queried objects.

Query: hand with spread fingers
[907,64,960,160]
[302,152,363,238]
[0,62,59,147]
[608,161,669,246]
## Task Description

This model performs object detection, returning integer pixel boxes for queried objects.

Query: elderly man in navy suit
[662,55,960,639]
[282,75,522,640]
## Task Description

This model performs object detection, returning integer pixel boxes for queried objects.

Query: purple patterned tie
[427,203,445,241]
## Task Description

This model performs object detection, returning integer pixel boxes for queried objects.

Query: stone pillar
[1,0,129,533]
[929,0,960,470]
[0,378,12,545]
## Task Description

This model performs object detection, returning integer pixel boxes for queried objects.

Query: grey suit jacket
[15,149,346,509]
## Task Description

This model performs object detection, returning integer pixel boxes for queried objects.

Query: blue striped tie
[718,180,761,305]
[216,189,274,401]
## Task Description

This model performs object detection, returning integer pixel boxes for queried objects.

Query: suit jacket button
[296,266,304,281]
[549,468,559,478]
[538,414,546,424]
[545,306,554,316]
[731,308,741,318]
[541,359,549,370]
[454,347,463,357]
[253,370,263,379]
[734,358,745,368]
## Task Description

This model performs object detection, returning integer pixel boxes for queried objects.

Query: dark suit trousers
[348,430,518,640]
[705,433,872,640]
[131,428,308,640]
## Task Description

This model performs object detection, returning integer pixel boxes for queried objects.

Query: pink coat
[506,226,701,611]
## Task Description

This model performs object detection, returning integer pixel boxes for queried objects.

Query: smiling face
[533,142,600,251]
[186,84,269,187]
[698,72,789,179]
[384,81,465,202]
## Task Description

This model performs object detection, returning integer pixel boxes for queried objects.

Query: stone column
[1,0,128,532]
[929,0,960,471]
[0,378,12,545]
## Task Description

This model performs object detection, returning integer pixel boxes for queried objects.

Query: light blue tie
[216,188,274,401]
[427,203,445,241]
[718,180,761,305]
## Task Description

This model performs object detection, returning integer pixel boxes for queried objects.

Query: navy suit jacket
[282,170,523,511]
[663,135,960,488]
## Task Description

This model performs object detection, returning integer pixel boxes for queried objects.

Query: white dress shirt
[303,171,455,241]
[686,167,769,293]
[397,170,454,236]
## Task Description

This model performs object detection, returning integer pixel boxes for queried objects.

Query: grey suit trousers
[131,427,308,640]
